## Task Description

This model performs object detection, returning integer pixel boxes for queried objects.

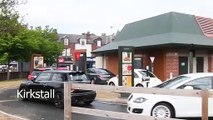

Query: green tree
[0,0,63,80]
[28,26,64,66]
[0,0,26,80]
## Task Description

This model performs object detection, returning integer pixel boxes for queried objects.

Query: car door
[86,68,94,79]
[133,71,141,86]
[27,72,52,99]
[175,76,213,117]
[138,70,155,87]
[49,73,66,92]
[36,72,52,99]
[144,71,161,87]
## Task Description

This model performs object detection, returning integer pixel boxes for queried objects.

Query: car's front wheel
[135,84,143,87]
[109,82,115,86]
[18,87,28,101]
[54,92,64,109]
[151,103,175,118]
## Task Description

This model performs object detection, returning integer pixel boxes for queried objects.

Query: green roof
[93,12,213,53]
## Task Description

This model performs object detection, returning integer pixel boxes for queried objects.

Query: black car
[86,68,115,85]
[19,70,96,108]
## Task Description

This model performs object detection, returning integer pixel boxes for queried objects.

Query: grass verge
[0,79,23,90]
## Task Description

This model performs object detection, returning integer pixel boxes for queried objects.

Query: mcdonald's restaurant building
[93,12,213,81]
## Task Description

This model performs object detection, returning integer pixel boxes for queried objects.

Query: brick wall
[165,52,179,80]
[106,53,118,75]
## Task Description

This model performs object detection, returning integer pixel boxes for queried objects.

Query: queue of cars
[21,67,115,108]
[21,67,213,118]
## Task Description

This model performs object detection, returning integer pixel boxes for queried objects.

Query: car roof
[43,70,84,74]
[134,69,149,72]
[33,68,53,71]
[180,73,213,79]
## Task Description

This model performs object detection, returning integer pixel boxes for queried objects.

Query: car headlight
[133,97,147,103]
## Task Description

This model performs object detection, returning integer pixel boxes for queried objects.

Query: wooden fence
[0,72,29,81]
[64,83,213,120]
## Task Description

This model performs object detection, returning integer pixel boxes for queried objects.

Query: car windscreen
[155,76,190,88]
[139,70,155,77]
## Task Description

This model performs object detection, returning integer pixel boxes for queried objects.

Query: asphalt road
[0,88,127,120]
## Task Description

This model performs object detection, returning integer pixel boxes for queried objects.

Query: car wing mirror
[184,86,194,90]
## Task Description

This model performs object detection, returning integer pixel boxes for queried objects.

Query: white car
[107,69,162,87]
[127,73,213,118]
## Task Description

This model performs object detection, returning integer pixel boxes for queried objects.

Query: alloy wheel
[151,103,174,118]
[54,92,64,108]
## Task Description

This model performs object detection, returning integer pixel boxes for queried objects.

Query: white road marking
[0,110,29,120]
[0,99,19,103]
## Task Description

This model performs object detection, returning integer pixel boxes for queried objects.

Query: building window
[97,40,101,47]
[62,48,71,56]
[81,41,85,45]
[80,39,86,45]
[64,38,68,45]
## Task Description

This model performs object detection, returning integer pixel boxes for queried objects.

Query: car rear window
[31,71,42,76]
[94,69,112,75]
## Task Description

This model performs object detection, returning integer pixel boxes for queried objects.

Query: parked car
[108,69,162,87]
[86,68,115,85]
[19,70,96,108]
[27,68,53,80]
[127,73,213,118]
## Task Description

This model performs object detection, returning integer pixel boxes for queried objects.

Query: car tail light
[27,75,34,80]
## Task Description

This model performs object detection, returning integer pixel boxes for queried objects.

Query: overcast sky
[17,0,213,36]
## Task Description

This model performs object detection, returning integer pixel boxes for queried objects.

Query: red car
[27,68,53,80]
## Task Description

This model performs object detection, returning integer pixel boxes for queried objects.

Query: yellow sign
[122,76,132,86]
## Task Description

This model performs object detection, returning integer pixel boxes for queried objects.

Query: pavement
[0,79,27,120]
[0,79,124,120]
